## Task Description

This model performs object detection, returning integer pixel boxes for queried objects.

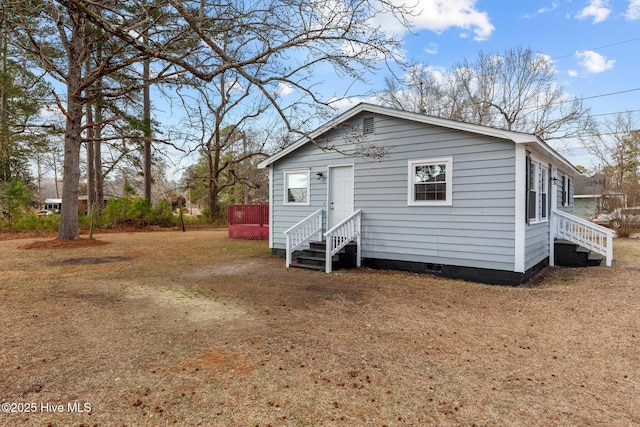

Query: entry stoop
[554,239,604,267]
[291,241,358,271]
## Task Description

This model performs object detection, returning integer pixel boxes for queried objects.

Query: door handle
[330,202,334,210]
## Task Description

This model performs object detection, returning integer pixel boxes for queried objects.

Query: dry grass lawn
[0,230,639,426]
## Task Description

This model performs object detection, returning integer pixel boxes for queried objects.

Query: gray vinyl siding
[525,222,549,270]
[270,112,518,272]
[556,169,574,214]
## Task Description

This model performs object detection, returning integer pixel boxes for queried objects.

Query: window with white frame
[527,156,549,223]
[284,170,310,205]
[562,175,573,207]
[408,157,453,206]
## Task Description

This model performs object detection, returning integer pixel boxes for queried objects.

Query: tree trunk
[57,9,85,240]
[142,0,152,203]
[94,40,104,212]
[0,17,9,182]
[94,102,104,211]
[86,98,95,211]
[143,57,151,203]
[207,144,216,221]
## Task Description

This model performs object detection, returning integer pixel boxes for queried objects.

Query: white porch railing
[552,209,614,267]
[324,210,362,273]
[284,209,323,268]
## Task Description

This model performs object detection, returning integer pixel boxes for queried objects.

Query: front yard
[1,230,639,426]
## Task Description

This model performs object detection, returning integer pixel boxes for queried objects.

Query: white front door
[328,165,354,228]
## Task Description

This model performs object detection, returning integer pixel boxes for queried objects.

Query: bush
[151,201,177,227]
[0,197,181,233]
[1,213,60,232]
[19,213,59,232]
[102,197,177,228]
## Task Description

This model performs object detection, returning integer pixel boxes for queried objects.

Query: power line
[580,88,640,102]
[551,37,640,60]
[591,109,640,118]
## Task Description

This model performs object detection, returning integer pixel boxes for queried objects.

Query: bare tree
[378,47,595,141]
[583,112,640,208]
[11,0,409,239]
[176,68,270,220]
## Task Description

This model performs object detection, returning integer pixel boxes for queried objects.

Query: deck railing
[552,209,614,266]
[324,210,362,273]
[228,204,269,240]
[228,204,269,225]
[284,209,323,268]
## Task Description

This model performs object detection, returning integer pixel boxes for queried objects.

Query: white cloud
[576,0,612,23]
[274,82,294,97]
[523,1,560,17]
[575,50,615,73]
[568,69,579,77]
[538,2,560,14]
[39,105,65,124]
[375,0,494,41]
[424,42,438,54]
[627,0,640,19]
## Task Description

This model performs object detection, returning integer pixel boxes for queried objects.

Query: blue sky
[39,1,636,178]
[322,0,640,170]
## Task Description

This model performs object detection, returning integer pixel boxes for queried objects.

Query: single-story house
[258,103,613,285]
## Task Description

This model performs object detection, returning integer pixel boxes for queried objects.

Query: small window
[408,157,453,206]
[562,175,572,207]
[284,170,310,205]
[362,117,374,135]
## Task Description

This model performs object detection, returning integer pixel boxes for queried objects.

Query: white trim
[527,154,549,225]
[407,157,453,206]
[268,166,274,248]
[283,169,310,206]
[550,166,558,266]
[514,145,526,273]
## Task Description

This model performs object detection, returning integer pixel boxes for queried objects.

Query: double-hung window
[527,155,549,223]
[408,157,453,206]
[284,170,310,205]
[561,175,572,207]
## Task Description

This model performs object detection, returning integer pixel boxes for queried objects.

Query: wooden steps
[554,239,603,267]
[290,241,358,271]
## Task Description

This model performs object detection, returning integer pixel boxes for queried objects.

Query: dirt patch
[60,256,131,265]
[124,285,248,323]
[1,231,639,426]
[22,237,109,250]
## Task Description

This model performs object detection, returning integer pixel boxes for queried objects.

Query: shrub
[102,197,177,228]
[150,201,177,227]
[4,213,59,232]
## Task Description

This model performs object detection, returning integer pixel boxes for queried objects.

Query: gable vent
[362,116,374,135]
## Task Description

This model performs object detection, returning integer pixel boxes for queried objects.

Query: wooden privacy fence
[228,204,269,240]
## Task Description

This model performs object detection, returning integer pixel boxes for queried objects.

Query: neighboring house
[43,198,63,213]
[258,103,613,285]
[573,173,625,221]
[42,196,104,215]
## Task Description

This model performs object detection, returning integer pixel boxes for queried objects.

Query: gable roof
[258,102,579,174]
